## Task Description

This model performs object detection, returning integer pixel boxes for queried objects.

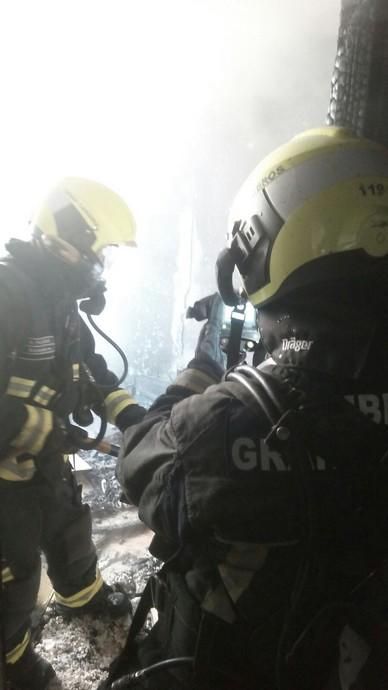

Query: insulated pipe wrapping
[327,0,388,148]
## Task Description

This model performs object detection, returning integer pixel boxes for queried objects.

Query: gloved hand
[90,384,144,432]
[189,292,226,378]
[169,294,226,395]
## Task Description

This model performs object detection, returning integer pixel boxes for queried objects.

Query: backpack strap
[225,363,315,541]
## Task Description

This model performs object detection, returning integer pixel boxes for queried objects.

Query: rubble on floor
[34,449,159,690]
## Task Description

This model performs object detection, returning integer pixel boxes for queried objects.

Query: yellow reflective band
[1,565,14,583]
[33,385,56,407]
[6,376,35,399]
[248,175,388,306]
[105,390,137,424]
[11,405,53,455]
[54,570,103,608]
[174,369,218,393]
[6,630,31,665]
[0,454,36,481]
[72,363,80,381]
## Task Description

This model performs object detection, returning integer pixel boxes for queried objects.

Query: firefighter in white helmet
[0,178,145,689]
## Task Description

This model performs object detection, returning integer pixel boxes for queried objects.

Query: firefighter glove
[192,292,226,378]
[104,388,139,426]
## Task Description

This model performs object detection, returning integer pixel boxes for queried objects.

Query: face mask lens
[97,246,118,275]
[90,260,104,281]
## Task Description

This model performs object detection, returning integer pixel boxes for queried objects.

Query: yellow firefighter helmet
[32,177,136,266]
[217,127,388,307]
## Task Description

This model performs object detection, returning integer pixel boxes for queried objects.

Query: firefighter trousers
[0,460,101,663]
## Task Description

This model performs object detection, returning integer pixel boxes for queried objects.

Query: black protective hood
[5,238,105,305]
[257,276,388,384]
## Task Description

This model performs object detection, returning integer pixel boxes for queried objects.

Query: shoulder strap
[225,363,287,428]
[225,363,316,548]
[225,362,388,459]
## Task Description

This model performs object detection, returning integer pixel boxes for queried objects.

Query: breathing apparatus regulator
[32,177,136,451]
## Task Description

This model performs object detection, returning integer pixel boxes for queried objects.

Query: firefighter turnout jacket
[0,239,145,668]
[115,359,388,689]
[0,239,144,482]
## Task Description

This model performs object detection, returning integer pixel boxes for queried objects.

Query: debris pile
[34,448,159,690]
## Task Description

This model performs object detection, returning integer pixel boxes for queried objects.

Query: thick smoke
[91,0,341,382]
[1,2,342,688]
[0,0,341,401]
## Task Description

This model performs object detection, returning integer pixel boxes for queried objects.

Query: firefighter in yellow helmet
[100,129,388,689]
[0,178,145,690]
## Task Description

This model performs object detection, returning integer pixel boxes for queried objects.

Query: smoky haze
[0,0,341,403]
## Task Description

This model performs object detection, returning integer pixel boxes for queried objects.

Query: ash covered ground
[34,448,160,690]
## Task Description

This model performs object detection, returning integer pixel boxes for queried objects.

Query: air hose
[67,305,129,451]
[110,657,194,689]
[86,313,129,387]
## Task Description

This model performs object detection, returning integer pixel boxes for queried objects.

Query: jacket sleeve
[116,360,222,542]
[0,279,54,456]
[79,316,146,429]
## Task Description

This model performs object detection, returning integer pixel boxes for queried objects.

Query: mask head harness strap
[226,303,246,369]
[216,247,240,307]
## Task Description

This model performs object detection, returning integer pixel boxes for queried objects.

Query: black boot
[56,582,131,620]
[6,644,56,690]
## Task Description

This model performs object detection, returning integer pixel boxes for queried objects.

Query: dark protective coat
[0,240,144,664]
[0,240,140,463]
[116,361,388,689]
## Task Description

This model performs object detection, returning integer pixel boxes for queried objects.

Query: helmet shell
[32,177,136,263]
[228,127,388,307]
